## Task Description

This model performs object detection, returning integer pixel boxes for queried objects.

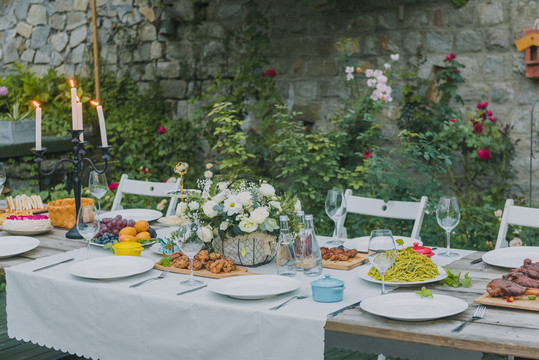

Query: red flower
[477,103,483,110]
[249,128,254,133]
[364,152,372,159]
[478,149,492,160]
[489,116,497,123]
[162,178,168,182]
[141,167,150,174]
[305,126,311,132]
[450,118,456,123]
[261,72,266,77]
[473,122,483,133]
[109,182,118,190]
[486,110,493,116]
[445,53,456,61]
[157,126,167,134]
[266,69,277,78]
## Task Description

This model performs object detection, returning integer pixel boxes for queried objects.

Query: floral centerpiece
[175,178,300,266]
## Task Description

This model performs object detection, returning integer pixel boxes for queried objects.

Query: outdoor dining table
[2,223,539,360]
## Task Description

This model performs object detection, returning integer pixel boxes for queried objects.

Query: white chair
[111,174,182,217]
[343,189,428,239]
[495,198,539,249]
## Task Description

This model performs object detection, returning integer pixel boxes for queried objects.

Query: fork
[129,270,169,288]
[269,295,308,310]
[451,305,486,333]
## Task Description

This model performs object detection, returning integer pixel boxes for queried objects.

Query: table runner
[6,242,472,360]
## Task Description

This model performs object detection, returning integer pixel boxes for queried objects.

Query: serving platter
[154,263,256,279]
[322,253,369,270]
[99,209,162,222]
[207,275,300,299]
[0,225,53,236]
[482,247,539,269]
[69,256,154,280]
[343,236,421,253]
[474,293,539,312]
[357,264,448,286]
[0,236,40,258]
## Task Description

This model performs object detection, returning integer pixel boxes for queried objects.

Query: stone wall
[1,0,539,196]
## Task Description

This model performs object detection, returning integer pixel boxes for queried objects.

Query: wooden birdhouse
[515,29,539,78]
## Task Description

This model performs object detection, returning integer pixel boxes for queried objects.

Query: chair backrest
[495,198,539,249]
[111,174,181,217]
[344,189,428,239]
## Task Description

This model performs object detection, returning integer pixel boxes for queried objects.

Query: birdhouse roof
[515,32,539,51]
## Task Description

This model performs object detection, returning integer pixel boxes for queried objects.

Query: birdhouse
[515,29,539,78]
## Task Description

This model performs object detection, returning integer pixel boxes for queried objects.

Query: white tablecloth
[6,238,473,360]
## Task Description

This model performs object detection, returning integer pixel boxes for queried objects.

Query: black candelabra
[31,130,112,239]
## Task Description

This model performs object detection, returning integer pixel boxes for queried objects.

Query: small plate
[360,292,468,321]
[69,256,154,280]
[0,225,53,236]
[0,236,40,258]
[358,265,447,286]
[482,247,539,269]
[99,209,162,222]
[208,275,301,299]
[344,236,421,252]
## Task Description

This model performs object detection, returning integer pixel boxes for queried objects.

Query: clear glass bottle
[276,215,297,277]
[295,211,306,271]
[302,214,323,277]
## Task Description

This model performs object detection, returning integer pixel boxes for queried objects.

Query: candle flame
[90,100,100,107]
[69,79,75,88]
[76,96,80,102]
[32,101,40,108]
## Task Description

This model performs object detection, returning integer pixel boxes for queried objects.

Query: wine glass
[368,229,397,295]
[89,170,108,214]
[436,196,460,257]
[0,162,6,196]
[325,189,347,245]
[77,205,100,259]
[175,221,204,286]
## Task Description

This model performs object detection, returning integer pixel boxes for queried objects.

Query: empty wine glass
[77,205,100,259]
[325,189,347,245]
[0,162,6,196]
[89,171,108,214]
[368,229,397,295]
[175,221,204,286]
[436,196,460,257]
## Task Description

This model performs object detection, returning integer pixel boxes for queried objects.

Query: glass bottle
[295,211,306,271]
[302,214,323,277]
[276,215,297,277]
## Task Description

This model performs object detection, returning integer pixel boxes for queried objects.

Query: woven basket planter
[213,231,277,267]
[48,198,94,228]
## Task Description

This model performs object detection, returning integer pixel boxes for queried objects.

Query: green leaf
[395,239,404,246]
[241,247,247,257]
[415,286,433,298]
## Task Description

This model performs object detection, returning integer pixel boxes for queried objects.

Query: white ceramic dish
[482,247,539,269]
[99,209,162,222]
[208,275,301,300]
[358,265,447,286]
[0,236,40,258]
[360,292,468,321]
[89,240,155,248]
[69,256,154,280]
[0,225,53,236]
[343,236,421,252]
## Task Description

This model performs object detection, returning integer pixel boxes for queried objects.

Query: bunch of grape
[93,233,117,245]
[95,215,136,243]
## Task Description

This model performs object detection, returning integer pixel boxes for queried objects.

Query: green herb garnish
[528,295,537,300]
[415,286,433,298]
[395,239,404,246]
[440,267,472,288]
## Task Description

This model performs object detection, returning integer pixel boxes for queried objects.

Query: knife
[470,257,483,264]
[177,284,207,296]
[327,300,363,318]
[32,257,75,272]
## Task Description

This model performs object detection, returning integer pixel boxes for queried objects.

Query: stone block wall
[1,0,539,196]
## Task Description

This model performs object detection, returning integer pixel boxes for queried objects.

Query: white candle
[76,101,84,142]
[33,101,42,150]
[70,80,77,130]
[96,104,108,147]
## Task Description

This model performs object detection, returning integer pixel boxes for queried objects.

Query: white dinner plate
[0,225,53,236]
[99,209,162,222]
[482,247,539,269]
[69,256,154,280]
[0,236,40,258]
[360,292,468,321]
[344,236,421,252]
[358,265,447,286]
[208,275,301,300]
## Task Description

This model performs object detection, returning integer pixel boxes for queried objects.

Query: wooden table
[326,252,539,359]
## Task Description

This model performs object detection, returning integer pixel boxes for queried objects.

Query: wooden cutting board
[154,263,260,279]
[322,253,369,270]
[474,293,539,311]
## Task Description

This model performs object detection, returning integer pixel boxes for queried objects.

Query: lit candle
[69,79,77,130]
[32,101,42,150]
[76,100,84,142]
[91,101,108,147]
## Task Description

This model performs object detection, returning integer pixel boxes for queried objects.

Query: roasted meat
[503,270,539,288]
[522,259,539,279]
[486,278,527,298]
[320,247,358,261]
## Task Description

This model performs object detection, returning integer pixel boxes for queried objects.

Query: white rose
[213,192,226,204]
[202,201,218,218]
[197,226,213,243]
[188,201,199,210]
[219,221,230,231]
[509,238,523,247]
[250,207,269,224]
[239,219,258,233]
[390,53,399,61]
[218,182,229,191]
[494,209,503,217]
[237,191,252,206]
[176,202,188,216]
[294,200,302,212]
[167,177,177,183]
[206,163,213,169]
[268,200,281,211]
[204,170,213,179]
[259,183,275,197]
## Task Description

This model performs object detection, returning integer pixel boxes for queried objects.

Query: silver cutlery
[451,305,486,333]
[470,258,483,264]
[177,284,207,296]
[129,270,168,288]
[327,300,363,318]
[269,295,308,310]
[32,257,75,272]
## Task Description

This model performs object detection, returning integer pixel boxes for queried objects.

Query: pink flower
[365,69,374,77]
[489,116,497,123]
[477,103,483,110]
[345,66,355,74]
[109,182,118,190]
[477,149,492,160]
[249,128,254,133]
[364,152,371,159]
[486,110,493,116]
[162,178,168,182]
[445,53,456,61]
[509,238,523,247]
[305,126,311,132]
[450,118,456,123]
[141,167,150,174]
[473,122,483,133]
[0,86,7,96]
[367,78,377,87]
[483,101,488,108]
[266,69,277,78]
[346,73,354,81]
[261,72,266,77]
[157,126,167,134]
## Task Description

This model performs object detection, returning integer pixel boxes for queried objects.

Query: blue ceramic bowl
[311,275,345,303]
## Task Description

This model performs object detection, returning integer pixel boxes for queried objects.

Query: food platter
[99,209,162,222]
[154,263,254,279]
[0,225,53,236]
[361,292,468,321]
[207,275,301,299]
[69,256,154,280]
[157,216,184,226]
[482,247,539,269]
[357,265,447,286]
[344,236,421,253]
[0,236,40,258]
